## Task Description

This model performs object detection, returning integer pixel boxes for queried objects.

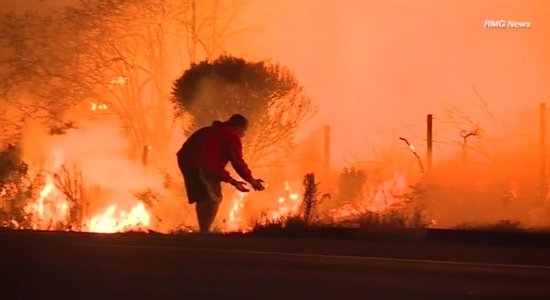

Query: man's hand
[231,180,250,192]
[250,179,265,191]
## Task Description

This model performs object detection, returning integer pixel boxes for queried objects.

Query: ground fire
[1,0,550,234]
[21,146,152,233]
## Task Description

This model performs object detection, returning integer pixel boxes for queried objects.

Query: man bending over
[177,114,265,233]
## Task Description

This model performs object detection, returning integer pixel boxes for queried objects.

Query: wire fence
[299,104,550,179]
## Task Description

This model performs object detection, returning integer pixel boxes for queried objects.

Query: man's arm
[226,134,254,183]
[218,168,235,183]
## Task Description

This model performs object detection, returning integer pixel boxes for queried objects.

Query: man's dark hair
[226,114,248,128]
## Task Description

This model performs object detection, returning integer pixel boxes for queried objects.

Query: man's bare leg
[195,201,220,233]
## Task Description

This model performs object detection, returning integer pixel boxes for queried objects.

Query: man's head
[226,114,248,137]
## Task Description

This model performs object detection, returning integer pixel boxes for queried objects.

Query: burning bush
[51,164,94,230]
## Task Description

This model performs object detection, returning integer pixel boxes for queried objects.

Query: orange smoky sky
[3,0,550,166]
[0,0,75,10]
[227,0,550,165]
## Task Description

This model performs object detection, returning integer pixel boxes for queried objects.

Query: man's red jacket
[177,121,253,183]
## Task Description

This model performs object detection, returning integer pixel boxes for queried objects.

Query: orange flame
[23,148,152,233]
[223,192,248,233]
[90,102,108,111]
[222,181,302,232]
[261,181,301,224]
[87,202,151,233]
[25,150,70,230]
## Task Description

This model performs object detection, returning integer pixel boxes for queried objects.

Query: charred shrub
[301,173,318,225]
[0,144,32,228]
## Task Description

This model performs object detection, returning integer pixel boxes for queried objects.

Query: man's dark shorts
[179,163,222,204]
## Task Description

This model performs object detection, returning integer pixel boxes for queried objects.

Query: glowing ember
[399,137,425,174]
[221,181,302,232]
[90,102,108,111]
[108,76,127,88]
[261,181,301,224]
[87,202,151,233]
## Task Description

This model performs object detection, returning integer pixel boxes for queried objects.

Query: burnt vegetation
[0,145,32,227]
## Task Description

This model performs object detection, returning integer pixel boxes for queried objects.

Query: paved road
[1,230,550,299]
